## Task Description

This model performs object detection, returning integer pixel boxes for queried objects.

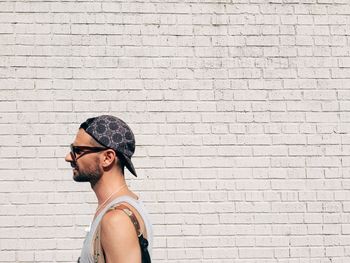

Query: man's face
[65,129,105,185]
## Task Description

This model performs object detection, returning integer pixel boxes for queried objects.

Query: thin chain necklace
[95,184,127,215]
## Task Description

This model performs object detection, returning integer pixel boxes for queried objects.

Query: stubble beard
[73,161,103,186]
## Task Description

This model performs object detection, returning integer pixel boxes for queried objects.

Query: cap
[79,115,137,177]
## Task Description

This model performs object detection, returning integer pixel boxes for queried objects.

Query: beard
[73,161,103,186]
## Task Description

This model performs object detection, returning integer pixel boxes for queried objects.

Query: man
[65,115,152,263]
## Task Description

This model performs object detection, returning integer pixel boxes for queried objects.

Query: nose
[65,152,77,168]
[65,152,73,162]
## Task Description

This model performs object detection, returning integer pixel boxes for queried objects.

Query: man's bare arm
[100,209,141,263]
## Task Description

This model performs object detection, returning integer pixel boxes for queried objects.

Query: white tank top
[79,195,153,262]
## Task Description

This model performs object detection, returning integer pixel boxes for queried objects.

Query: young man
[65,115,152,263]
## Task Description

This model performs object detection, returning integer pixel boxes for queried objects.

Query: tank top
[79,195,153,262]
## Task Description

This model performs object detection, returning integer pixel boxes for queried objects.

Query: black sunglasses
[70,143,108,162]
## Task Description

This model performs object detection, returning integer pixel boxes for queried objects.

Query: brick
[263,68,297,79]
[1,2,350,262]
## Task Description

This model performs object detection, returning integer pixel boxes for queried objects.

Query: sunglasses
[70,143,108,162]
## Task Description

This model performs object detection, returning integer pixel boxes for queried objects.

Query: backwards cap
[79,115,137,177]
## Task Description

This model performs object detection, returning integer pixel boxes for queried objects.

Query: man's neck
[92,170,127,206]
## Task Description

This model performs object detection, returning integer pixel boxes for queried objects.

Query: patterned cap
[79,115,137,177]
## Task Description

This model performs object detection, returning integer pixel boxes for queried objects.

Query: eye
[74,148,83,154]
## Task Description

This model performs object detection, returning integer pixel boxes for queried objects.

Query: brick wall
[1,0,350,262]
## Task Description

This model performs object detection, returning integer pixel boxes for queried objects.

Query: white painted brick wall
[0,0,350,262]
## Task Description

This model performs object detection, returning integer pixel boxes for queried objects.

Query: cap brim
[121,154,137,177]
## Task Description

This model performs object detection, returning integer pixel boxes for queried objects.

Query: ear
[101,149,116,167]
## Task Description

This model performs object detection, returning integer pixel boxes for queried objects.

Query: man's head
[65,115,137,185]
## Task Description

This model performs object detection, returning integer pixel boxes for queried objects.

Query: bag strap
[112,204,151,263]
[93,203,147,263]
[112,204,143,237]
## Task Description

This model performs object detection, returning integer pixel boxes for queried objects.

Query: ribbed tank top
[79,195,153,262]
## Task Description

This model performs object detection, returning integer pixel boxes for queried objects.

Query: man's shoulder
[101,207,133,234]
[100,207,139,250]
[99,206,141,261]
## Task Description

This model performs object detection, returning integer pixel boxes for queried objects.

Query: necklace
[95,184,127,214]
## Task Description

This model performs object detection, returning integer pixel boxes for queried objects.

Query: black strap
[139,234,151,263]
